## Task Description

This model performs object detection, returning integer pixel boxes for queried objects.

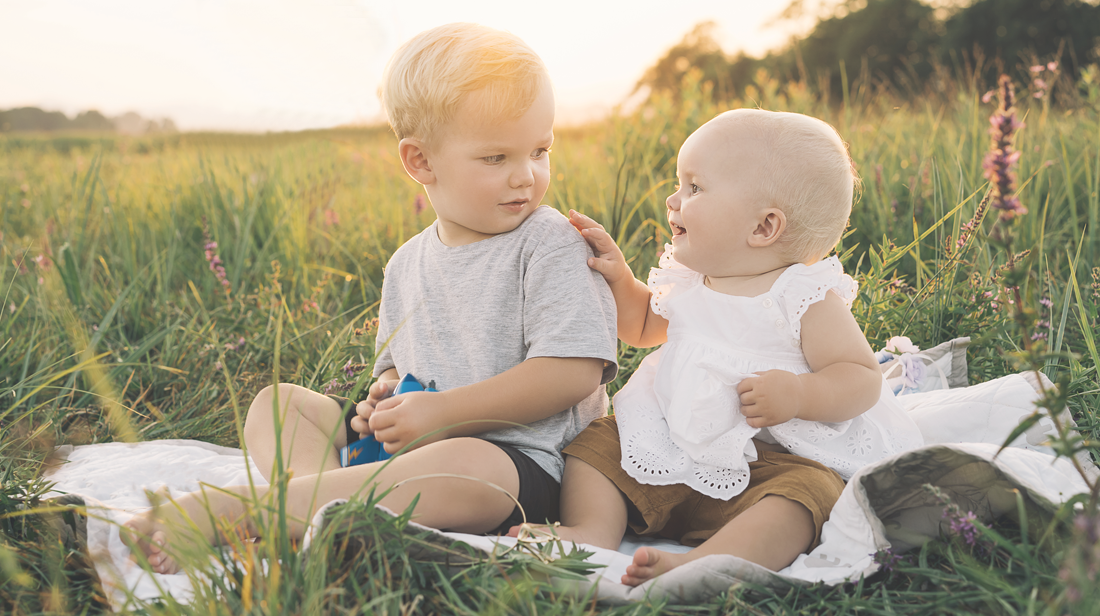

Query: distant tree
[0,107,71,131]
[70,110,114,131]
[634,21,740,101]
[942,0,1100,72]
[792,0,941,94]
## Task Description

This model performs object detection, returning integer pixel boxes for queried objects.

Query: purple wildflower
[1040,297,1053,308]
[1060,513,1100,604]
[983,76,1027,225]
[872,548,906,573]
[414,194,427,215]
[343,359,355,380]
[1029,65,1045,73]
[947,510,980,546]
[224,336,246,351]
[201,217,232,296]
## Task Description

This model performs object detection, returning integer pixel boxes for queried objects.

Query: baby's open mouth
[671,222,686,236]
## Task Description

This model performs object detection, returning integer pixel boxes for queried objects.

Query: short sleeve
[774,256,858,341]
[646,246,704,319]
[522,239,619,384]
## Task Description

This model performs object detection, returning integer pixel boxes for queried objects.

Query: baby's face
[422,82,555,246]
[665,119,767,277]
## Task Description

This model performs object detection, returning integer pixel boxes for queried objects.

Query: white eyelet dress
[614,249,924,500]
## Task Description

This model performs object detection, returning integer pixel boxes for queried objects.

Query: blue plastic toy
[339,373,437,467]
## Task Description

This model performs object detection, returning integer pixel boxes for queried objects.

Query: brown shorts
[563,415,845,549]
[330,395,560,534]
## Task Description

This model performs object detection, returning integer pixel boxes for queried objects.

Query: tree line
[638,0,1100,102]
[0,107,177,134]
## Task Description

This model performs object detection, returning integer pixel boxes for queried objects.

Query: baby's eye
[483,154,505,164]
[690,183,700,195]
[533,147,551,159]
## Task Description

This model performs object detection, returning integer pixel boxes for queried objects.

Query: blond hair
[380,23,549,142]
[715,109,859,263]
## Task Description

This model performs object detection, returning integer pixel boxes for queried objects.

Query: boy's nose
[666,192,680,211]
[510,161,535,188]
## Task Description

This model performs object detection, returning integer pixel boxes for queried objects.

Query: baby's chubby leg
[622,495,813,586]
[509,455,628,550]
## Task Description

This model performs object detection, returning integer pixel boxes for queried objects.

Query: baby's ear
[748,208,786,247]
[398,138,434,185]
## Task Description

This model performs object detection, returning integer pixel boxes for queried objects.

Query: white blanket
[44,372,1097,608]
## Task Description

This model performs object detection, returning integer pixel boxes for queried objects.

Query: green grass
[3,70,1100,614]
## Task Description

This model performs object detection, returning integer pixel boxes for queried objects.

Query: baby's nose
[666,192,680,210]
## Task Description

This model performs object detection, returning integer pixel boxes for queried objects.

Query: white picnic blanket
[44,371,1097,608]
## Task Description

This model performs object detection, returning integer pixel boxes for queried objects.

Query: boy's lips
[500,198,529,211]
[670,221,686,238]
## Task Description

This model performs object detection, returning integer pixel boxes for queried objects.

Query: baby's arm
[737,291,882,428]
[366,357,605,453]
[569,211,668,347]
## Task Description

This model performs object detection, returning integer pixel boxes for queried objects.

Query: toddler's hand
[736,370,804,428]
[568,210,632,285]
[368,391,448,454]
[350,379,399,439]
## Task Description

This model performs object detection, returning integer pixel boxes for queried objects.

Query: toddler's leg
[125,437,520,573]
[243,384,348,481]
[622,495,813,586]
[509,455,628,550]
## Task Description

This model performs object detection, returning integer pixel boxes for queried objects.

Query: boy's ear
[748,208,786,247]
[398,138,434,185]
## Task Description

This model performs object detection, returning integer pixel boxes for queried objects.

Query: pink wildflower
[414,194,427,215]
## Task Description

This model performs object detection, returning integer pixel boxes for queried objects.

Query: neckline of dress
[696,257,837,300]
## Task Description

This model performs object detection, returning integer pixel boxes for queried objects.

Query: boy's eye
[690,183,700,194]
[483,154,505,164]
[533,147,551,159]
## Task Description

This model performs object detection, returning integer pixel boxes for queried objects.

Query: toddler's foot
[622,546,686,586]
[122,488,183,574]
[122,487,212,575]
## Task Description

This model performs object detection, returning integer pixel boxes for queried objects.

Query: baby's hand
[349,379,399,439]
[568,210,632,285]
[736,370,804,428]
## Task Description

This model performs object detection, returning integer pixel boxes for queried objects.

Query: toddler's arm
[366,356,605,454]
[569,211,668,347]
[736,291,882,428]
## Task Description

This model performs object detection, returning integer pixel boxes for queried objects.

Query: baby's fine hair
[380,23,549,143]
[716,109,859,263]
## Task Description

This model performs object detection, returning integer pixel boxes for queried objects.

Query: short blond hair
[380,23,549,142]
[714,109,859,263]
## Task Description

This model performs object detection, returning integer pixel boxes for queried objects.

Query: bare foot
[622,546,686,586]
[122,487,215,575]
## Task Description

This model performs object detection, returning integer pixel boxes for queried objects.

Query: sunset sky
[2,0,816,131]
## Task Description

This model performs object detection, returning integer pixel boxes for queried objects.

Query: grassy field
[3,69,1100,614]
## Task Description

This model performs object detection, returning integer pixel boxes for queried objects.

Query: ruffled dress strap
[772,256,858,341]
[647,246,704,319]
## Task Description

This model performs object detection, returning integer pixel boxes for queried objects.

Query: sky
[2,0,815,132]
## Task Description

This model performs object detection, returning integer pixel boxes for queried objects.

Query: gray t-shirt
[373,205,619,480]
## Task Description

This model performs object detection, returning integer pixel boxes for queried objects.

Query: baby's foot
[622,546,686,586]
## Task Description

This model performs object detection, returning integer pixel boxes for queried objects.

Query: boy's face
[665,119,768,277]
[421,82,555,246]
